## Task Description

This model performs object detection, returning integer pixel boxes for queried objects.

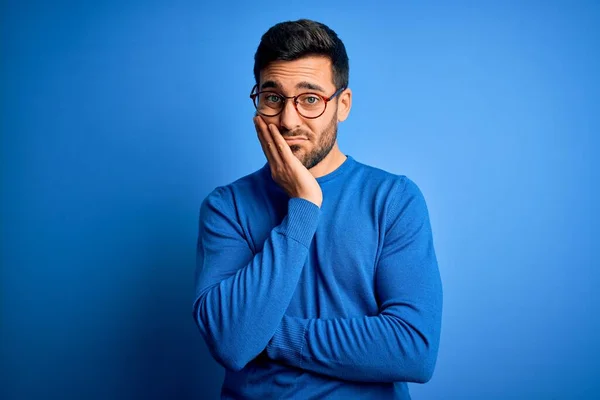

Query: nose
[278,98,302,132]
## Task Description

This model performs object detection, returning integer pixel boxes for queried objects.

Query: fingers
[254,116,281,166]
[254,116,299,168]
[267,124,296,163]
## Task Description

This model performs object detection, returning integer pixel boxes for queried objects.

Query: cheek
[305,122,321,138]
[261,115,279,126]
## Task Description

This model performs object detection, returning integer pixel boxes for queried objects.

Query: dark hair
[253,19,349,90]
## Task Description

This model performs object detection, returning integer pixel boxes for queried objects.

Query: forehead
[259,56,334,92]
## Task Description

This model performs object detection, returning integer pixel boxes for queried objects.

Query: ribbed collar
[261,155,355,187]
[315,155,355,184]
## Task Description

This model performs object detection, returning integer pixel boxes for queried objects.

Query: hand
[254,116,323,208]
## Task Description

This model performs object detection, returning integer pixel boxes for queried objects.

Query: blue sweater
[193,155,443,399]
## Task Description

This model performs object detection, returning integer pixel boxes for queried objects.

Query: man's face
[258,56,340,170]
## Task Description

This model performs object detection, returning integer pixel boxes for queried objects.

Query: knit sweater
[193,155,443,399]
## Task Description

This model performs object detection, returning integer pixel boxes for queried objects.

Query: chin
[293,152,309,168]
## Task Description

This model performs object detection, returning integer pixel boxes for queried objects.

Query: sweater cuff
[277,197,320,248]
[266,315,308,365]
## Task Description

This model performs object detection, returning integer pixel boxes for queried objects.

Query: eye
[299,94,321,105]
[265,94,282,103]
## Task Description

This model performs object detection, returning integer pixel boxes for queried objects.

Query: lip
[284,137,307,144]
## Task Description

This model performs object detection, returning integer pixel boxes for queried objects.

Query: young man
[193,19,443,399]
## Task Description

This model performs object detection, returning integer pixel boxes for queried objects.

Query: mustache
[280,128,311,138]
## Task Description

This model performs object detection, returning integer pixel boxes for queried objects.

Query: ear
[336,88,352,122]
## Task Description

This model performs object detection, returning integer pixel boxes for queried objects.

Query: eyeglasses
[250,85,346,119]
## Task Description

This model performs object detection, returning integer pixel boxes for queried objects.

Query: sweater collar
[261,155,355,185]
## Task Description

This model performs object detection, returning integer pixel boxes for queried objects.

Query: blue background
[2,1,598,399]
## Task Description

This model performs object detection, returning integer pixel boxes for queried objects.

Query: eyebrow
[260,80,326,93]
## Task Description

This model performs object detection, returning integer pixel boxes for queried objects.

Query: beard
[284,107,338,170]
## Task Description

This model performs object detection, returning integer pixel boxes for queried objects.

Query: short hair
[253,19,349,90]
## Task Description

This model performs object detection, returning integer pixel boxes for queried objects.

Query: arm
[193,187,320,372]
[265,178,443,383]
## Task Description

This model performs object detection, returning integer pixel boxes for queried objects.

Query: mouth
[284,137,308,145]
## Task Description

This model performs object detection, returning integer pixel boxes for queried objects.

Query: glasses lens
[256,92,283,116]
[253,91,326,118]
[296,93,325,118]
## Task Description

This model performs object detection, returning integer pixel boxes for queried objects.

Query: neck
[308,143,347,179]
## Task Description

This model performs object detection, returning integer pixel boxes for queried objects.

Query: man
[193,19,443,399]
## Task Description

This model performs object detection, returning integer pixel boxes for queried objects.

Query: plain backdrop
[1,1,599,399]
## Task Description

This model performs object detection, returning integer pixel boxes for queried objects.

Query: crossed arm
[193,179,442,383]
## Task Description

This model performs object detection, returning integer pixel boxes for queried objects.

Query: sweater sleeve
[265,178,443,383]
[193,186,320,372]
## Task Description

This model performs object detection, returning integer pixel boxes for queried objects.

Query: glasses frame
[249,84,346,119]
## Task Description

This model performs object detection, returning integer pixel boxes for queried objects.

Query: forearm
[194,197,319,371]
[266,300,442,383]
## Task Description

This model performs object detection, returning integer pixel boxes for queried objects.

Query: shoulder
[200,165,269,216]
[351,158,423,198]
[351,159,430,224]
